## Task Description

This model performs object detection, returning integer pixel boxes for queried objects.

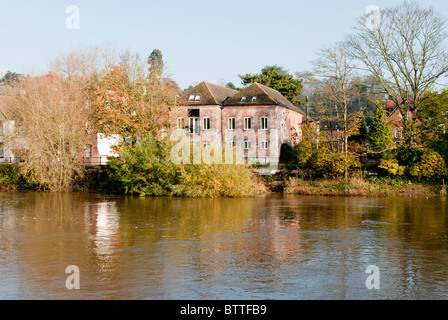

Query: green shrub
[309,147,361,178]
[296,140,313,167]
[279,143,298,165]
[107,137,178,196]
[107,136,267,198]
[0,165,20,186]
[409,150,447,181]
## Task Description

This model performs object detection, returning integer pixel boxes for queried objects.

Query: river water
[0,192,447,300]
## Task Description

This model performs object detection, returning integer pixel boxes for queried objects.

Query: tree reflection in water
[0,192,447,299]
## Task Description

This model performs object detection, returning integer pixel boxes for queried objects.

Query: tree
[148,49,164,78]
[8,74,91,191]
[368,104,394,154]
[418,90,448,164]
[347,1,448,147]
[0,71,21,86]
[239,65,303,105]
[92,51,178,148]
[312,41,362,156]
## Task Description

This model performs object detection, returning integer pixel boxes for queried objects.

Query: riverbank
[261,168,447,198]
[1,164,446,198]
[281,177,443,198]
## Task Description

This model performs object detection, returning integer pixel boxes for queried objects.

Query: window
[0,143,4,158]
[244,140,252,150]
[395,127,402,139]
[251,96,257,102]
[85,144,92,159]
[189,94,201,101]
[260,141,269,150]
[244,117,252,130]
[407,110,412,121]
[177,117,185,129]
[203,117,210,130]
[227,141,236,149]
[261,117,268,130]
[241,96,247,102]
[106,101,111,109]
[189,117,200,135]
[228,117,236,130]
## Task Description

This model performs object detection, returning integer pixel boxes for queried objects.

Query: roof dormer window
[241,96,247,102]
[251,96,257,102]
[189,94,201,101]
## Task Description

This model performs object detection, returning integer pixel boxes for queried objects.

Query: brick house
[387,99,418,139]
[81,133,120,166]
[171,81,305,165]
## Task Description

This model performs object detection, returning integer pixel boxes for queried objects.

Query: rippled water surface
[0,192,447,299]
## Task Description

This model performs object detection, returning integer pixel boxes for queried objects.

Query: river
[0,192,447,300]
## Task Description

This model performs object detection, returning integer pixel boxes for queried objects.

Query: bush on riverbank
[284,175,439,197]
[102,137,267,198]
[0,164,38,191]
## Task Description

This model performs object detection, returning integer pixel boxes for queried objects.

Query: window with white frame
[203,117,210,130]
[261,117,268,130]
[244,140,252,150]
[260,140,269,150]
[395,127,402,139]
[407,110,412,121]
[227,140,236,149]
[189,117,200,135]
[244,117,252,130]
[251,96,257,102]
[189,94,195,101]
[177,117,185,129]
[228,117,236,130]
[85,144,92,159]
[241,96,247,102]
[194,95,201,101]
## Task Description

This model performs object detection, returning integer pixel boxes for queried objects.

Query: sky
[2,0,448,90]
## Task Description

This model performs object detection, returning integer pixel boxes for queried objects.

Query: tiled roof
[177,81,238,106]
[223,82,306,115]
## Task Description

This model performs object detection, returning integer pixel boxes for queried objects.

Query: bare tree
[8,74,91,191]
[312,41,362,155]
[347,1,448,145]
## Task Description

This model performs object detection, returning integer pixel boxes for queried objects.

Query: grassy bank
[284,176,445,198]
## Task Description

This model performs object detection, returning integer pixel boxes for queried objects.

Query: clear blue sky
[1,0,448,90]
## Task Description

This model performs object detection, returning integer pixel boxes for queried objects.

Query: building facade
[171,82,305,166]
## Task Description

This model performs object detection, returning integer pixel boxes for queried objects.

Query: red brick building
[387,99,418,139]
[171,82,305,165]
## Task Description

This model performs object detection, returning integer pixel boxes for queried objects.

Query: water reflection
[0,192,447,299]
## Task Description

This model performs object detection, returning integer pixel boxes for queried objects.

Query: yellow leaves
[379,159,405,176]
[410,150,447,179]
